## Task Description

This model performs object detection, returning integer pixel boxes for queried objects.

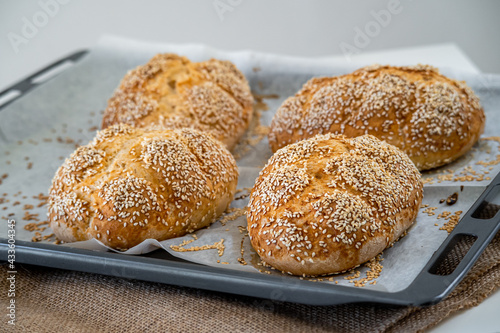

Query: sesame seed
[101,54,253,151]
[269,65,484,171]
[48,124,238,250]
[248,133,422,276]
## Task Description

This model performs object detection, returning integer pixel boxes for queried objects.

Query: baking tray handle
[399,172,500,305]
[0,50,88,110]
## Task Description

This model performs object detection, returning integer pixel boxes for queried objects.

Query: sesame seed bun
[102,53,254,151]
[48,124,238,250]
[248,134,423,276]
[268,64,485,171]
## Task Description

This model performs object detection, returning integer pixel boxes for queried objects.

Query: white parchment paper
[1,36,500,292]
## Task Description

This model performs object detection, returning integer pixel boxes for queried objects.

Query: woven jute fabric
[2,231,499,333]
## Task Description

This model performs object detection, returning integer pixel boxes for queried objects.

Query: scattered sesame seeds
[422,206,438,216]
[23,211,39,221]
[438,210,463,233]
[24,221,49,232]
[218,207,247,226]
[232,104,270,160]
[31,232,55,243]
[170,238,225,257]
[237,236,248,266]
[344,255,384,287]
[344,270,361,280]
[175,239,195,247]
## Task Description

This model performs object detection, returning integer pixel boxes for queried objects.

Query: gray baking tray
[1,50,500,306]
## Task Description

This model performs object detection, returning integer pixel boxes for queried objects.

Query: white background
[1,1,499,332]
[1,0,500,91]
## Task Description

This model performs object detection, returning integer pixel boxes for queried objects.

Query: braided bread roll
[269,65,485,170]
[248,134,423,276]
[102,54,254,151]
[49,124,238,250]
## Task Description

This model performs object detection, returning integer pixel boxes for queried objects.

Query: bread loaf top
[48,124,238,250]
[102,54,254,151]
[269,64,485,170]
[248,134,423,276]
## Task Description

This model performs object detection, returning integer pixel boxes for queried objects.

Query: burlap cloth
[0,229,497,333]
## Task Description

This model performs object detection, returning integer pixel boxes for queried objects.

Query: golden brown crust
[248,134,423,276]
[48,124,238,250]
[268,64,485,171]
[102,54,254,151]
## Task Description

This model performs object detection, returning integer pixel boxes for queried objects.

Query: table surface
[1,1,499,332]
